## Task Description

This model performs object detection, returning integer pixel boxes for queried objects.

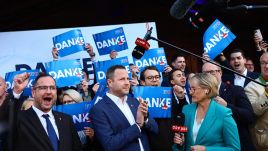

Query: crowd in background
[0,28,268,151]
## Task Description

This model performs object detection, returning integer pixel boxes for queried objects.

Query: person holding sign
[90,65,158,151]
[62,89,95,151]
[140,66,175,151]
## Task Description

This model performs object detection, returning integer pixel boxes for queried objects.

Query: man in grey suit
[14,73,82,151]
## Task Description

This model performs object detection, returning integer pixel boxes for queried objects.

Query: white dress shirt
[32,106,59,139]
[234,69,247,87]
[106,92,144,151]
[192,109,203,143]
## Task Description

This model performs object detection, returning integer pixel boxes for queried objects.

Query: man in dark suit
[0,72,31,151]
[90,65,158,151]
[202,62,256,151]
[14,73,82,151]
[221,49,259,88]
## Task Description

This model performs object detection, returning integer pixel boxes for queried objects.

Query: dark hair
[168,69,183,82]
[33,72,56,87]
[106,65,126,80]
[171,53,185,63]
[230,49,245,59]
[140,66,160,81]
[82,68,89,79]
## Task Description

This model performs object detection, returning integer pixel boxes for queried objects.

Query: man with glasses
[140,66,178,151]
[140,66,161,86]
[14,73,82,151]
[202,62,255,151]
[245,52,268,151]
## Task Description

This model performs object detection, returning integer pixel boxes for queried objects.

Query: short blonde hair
[63,89,83,103]
[190,73,218,98]
[21,98,34,110]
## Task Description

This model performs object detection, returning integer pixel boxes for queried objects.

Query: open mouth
[234,64,240,68]
[43,97,53,102]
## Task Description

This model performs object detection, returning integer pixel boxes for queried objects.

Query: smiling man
[14,73,82,151]
[223,49,259,88]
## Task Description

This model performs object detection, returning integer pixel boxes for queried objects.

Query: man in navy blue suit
[90,65,158,151]
[221,49,259,88]
[202,62,256,151]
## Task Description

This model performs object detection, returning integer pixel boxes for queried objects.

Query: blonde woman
[173,73,240,151]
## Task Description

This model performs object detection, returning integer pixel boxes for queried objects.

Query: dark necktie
[42,114,58,151]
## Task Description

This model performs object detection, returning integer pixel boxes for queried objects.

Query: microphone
[225,5,268,11]
[172,113,188,149]
[170,0,197,20]
[132,27,152,59]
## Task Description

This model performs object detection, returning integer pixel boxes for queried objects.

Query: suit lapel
[104,95,131,126]
[219,83,227,96]
[188,104,197,146]
[53,111,64,150]
[195,100,216,144]
[127,98,137,119]
[27,108,53,149]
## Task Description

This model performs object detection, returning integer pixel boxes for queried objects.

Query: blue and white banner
[54,101,94,131]
[91,81,108,104]
[133,47,167,72]
[132,86,172,118]
[45,59,83,87]
[53,29,85,57]
[94,56,131,83]
[5,70,39,96]
[93,27,128,55]
[203,19,236,59]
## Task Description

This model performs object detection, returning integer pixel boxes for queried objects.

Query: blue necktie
[42,114,58,151]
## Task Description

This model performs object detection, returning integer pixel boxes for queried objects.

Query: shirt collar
[235,68,247,79]
[106,92,128,106]
[32,105,53,118]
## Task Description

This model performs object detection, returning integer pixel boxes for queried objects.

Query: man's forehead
[176,57,185,61]
[203,63,218,70]
[36,76,55,84]
[260,53,268,61]
[230,52,243,58]
[145,69,158,75]
[173,70,183,75]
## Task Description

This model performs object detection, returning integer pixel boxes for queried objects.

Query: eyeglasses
[260,61,268,66]
[189,87,203,93]
[203,70,220,74]
[63,100,76,104]
[146,75,161,81]
[34,85,56,91]
[245,64,254,66]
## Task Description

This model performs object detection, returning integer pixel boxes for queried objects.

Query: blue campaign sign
[53,29,85,57]
[45,59,83,87]
[54,101,94,131]
[91,81,108,104]
[5,70,39,96]
[203,19,236,59]
[94,56,131,83]
[93,27,128,55]
[133,47,167,72]
[132,86,172,118]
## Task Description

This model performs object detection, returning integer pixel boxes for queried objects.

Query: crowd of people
[1,29,268,151]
